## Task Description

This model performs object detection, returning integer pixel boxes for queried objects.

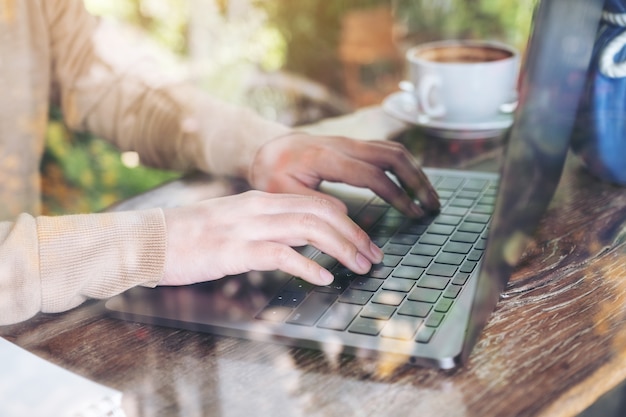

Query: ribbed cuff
[37,208,166,313]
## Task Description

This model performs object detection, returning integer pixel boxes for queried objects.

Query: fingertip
[370,242,384,263]
[417,188,441,211]
[319,268,334,285]
[360,252,376,270]
[409,202,425,218]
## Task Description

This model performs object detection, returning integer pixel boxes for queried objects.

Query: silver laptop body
[105,0,603,369]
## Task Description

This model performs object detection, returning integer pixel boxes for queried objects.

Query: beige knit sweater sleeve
[0,210,165,324]
[48,0,290,179]
[0,0,290,325]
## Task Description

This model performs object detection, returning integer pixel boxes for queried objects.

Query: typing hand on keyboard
[160,190,384,288]
[257,170,496,347]
[247,132,441,218]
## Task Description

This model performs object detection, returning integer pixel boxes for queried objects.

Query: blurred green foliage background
[42,0,533,215]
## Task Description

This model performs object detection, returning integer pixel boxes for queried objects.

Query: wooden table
[3,107,626,417]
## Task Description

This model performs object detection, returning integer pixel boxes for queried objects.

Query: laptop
[105,0,603,370]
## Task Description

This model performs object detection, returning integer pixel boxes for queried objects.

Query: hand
[249,132,440,217]
[160,190,384,287]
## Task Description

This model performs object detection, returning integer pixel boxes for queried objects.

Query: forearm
[0,209,166,325]
[47,0,290,179]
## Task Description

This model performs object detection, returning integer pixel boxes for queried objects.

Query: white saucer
[382,91,514,140]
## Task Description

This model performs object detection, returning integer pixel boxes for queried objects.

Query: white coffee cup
[405,40,519,123]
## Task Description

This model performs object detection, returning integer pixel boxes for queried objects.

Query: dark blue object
[573,0,626,185]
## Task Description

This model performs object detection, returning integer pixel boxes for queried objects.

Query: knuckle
[242,189,265,201]
[370,168,393,186]
[308,195,336,217]
[270,245,293,268]
[299,212,322,229]
[353,226,370,244]
[386,142,411,162]
[311,194,333,207]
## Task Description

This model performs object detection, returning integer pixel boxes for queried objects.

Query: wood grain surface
[2,108,626,417]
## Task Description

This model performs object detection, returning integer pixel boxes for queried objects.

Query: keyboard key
[465,213,490,224]
[449,198,474,208]
[371,236,390,247]
[382,277,415,292]
[411,244,440,256]
[314,253,338,269]
[380,207,406,226]
[391,265,424,280]
[398,301,432,317]
[427,224,455,236]
[371,225,400,237]
[460,261,478,273]
[434,214,462,226]
[256,306,292,322]
[437,177,464,190]
[269,291,307,308]
[452,273,471,285]
[350,277,384,292]
[355,205,387,230]
[382,254,402,267]
[367,265,393,279]
[416,275,450,290]
[332,266,358,281]
[443,285,462,299]
[434,298,453,313]
[402,254,432,268]
[284,278,314,293]
[443,242,472,254]
[416,326,436,343]
[372,290,406,306]
[457,190,480,199]
[403,223,427,235]
[381,316,422,340]
[458,222,485,234]
[315,277,352,294]
[484,187,498,197]
[287,292,337,326]
[317,303,362,331]
[360,304,396,320]
[408,287,442,303]
[450,231,480,244]
[426,263,457,277]
[464,179,488,190]
[467,249,484,262]
[349,317,385,336]
[339,289,374,305]
[441,206,468,216]
[419,234,447,246]
[472,205,493,215]
[384,243,411,256]
[414,215,436,226]
[390,234,420,245]
[425,312,445,328]
[434,252,465,265]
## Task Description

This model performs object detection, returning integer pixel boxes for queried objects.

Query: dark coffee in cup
[413,45,514,64]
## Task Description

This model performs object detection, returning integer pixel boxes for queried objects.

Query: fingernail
[356,252,371,272]
[370,242,384,262]
[319,268,334,285]
[430,191,441,208]
[410,203,425,218]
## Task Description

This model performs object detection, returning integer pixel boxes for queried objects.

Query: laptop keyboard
[255,171,498,344]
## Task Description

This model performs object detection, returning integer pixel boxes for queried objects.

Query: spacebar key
[287,292,337,326]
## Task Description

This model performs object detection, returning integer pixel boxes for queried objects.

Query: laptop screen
[463,0,604,359]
